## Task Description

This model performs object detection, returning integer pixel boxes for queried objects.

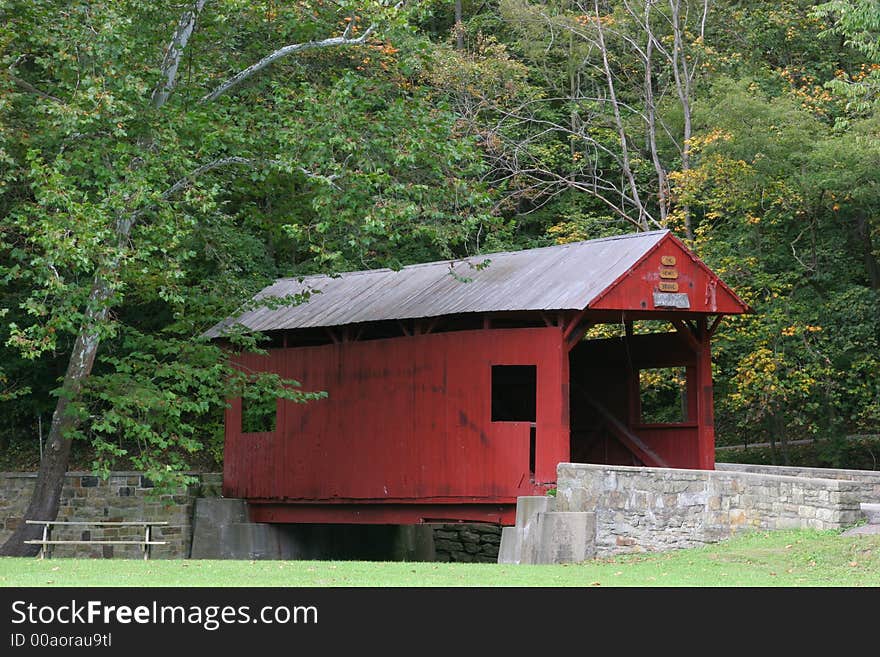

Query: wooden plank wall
[224,327,569,506]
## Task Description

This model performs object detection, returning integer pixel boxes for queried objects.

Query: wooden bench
[24,520,168,560]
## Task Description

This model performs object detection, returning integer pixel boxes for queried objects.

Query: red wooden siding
[215,231,750,524]
[591,233,748,314]
[223,327,569,509]
[569,330,713,470]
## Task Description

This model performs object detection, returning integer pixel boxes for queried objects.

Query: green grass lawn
[1,529,877,587]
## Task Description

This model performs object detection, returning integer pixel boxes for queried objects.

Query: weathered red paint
[249,503,516,525]
[591,232,748,314]
[224,327,569,520]
[568,330,714,471]
[221,232,748,524]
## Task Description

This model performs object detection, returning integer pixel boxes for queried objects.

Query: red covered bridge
[206,230,750,525]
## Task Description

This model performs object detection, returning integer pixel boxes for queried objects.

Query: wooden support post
[563,309,587,342]
[40,523,49,560]
[671,319,701,352]
[572,383,668,468]
[695,317,715,470]
[563,309,596,351]
[144,524,151,561]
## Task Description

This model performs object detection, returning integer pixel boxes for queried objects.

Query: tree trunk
[454,0,464,50]
[0,1,387,556]
[594,0,648,230]
[643,2,668,222]
[669,0,693,240]
[855,212,880,290]
[0,280,112,556]
[774,410,790,466]
[151,0,207,108]
[0,0,206,556]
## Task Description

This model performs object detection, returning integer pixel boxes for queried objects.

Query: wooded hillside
[1,0,878,484]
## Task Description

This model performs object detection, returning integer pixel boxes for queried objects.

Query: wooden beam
[398,321,412,337]
[707,315,723,336]
[565,321,595,351]
[697,316,709,336]
[562,308,589,342]
[572,383,669,468]
[671,319,701,352]
[563,309,600,350]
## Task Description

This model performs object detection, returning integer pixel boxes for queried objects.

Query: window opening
[638,367,689,424]
[491,365,537,422]
[241,394,277,433]
[529,425,536,479]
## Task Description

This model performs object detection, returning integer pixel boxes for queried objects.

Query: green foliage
[81,328,326,490]
[0,0,878,478]
[639,367,689,425]
[0,1,496,486]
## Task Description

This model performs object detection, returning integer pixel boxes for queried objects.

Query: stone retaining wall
[432,524,501,562]
[717,463,880,494]
[0,472,222,559]
[555,462,876,556]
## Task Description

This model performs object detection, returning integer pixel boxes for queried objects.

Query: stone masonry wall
[717,463,880,495]
[0,472,222,559]
[432,524,502,562]
[555,463,877,556]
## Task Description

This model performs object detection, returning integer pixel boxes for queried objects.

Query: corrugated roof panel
[204,230,668,337]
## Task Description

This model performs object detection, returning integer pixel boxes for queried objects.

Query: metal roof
[204,230,669,337]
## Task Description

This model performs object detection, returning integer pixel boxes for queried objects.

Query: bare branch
[162,156,267,199]
[701,0,710,42]
[593,0,648,230]
[7,66,64,104]
[201,25,375,103]
[151,0,207,109]
[639,0,669,221]
[162,157,340,200]
[668,0,695,239]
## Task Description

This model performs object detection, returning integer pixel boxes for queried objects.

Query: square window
[491,365,537,422]
[638,367,690,424]
[241,395,277,433]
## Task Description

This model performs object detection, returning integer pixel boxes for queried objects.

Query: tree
[454,0,711,236]
[0,0,492,556]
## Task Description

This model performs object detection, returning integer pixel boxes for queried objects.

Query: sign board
[653,291,690,309]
